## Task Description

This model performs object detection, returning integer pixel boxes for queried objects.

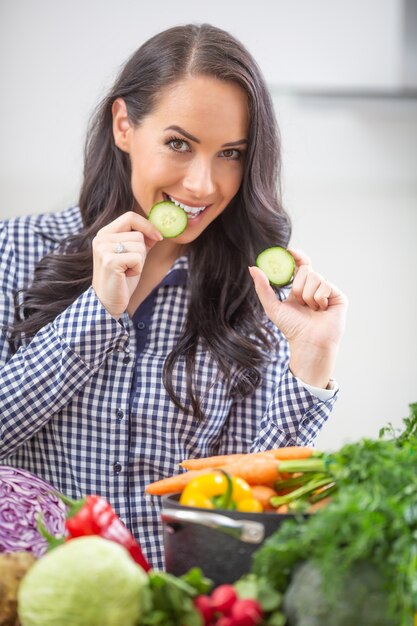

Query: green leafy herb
[252,402,417,626]
[181,567,213,595]
[142,568,212,626]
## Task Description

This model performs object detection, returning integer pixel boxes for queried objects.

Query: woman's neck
[127,240,185,316]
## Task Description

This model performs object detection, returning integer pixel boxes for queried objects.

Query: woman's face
[112,75,249,244]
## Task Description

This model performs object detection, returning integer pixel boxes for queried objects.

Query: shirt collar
[161,255,188,287]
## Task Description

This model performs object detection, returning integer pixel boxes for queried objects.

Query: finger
[93,239,147,258]
[101,251,146,277]
[99,210,163,241]
[248,266,282,321]
[301,271,326,310]
[287,247,312,269]
[96,217,161,253]
[111,241,147,256]
[313,281,332,310]
[96,231,147,244]
[289,264,310,306]
[327,282,349,308]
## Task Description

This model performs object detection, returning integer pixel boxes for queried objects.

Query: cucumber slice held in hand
[255,246,295,287]
[148,200,188,238]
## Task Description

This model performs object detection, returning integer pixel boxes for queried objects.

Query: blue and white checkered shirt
[0,206,337,569]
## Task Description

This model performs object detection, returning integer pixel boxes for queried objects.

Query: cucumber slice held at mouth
[255,246,295,287]
[148,201,188,238]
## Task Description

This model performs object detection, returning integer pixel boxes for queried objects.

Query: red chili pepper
[63,494,151,571]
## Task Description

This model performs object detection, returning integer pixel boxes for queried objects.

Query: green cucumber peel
[148,200,188,238]
[255,246,295,287]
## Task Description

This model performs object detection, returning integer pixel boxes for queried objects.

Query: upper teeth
[169,196,206,215]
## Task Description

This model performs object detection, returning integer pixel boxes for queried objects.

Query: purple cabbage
[0,466,67,557]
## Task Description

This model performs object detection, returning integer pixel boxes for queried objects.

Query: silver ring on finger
[115,242,127,254]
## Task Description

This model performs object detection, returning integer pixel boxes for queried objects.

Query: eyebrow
[164,125,248,148]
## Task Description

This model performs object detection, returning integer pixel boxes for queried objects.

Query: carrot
[179,451,275,470]
[272,446,315,461]
[217,457,281,485]
[250,485,278,511]
[146,457,282,496]
[179,446,314,470]
[275,504,289,514]
[145,468,215,496]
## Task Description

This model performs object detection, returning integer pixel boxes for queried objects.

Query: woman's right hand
[92,211,163,319]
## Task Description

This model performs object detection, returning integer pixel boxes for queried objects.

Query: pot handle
[161,508,265,544]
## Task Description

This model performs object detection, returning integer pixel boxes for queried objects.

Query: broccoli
[283,560,396,626]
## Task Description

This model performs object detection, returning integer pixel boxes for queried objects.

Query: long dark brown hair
[11,23,291,419]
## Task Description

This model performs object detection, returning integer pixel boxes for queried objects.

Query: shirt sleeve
[0,224,129,458]
[216,327,338,455]
[294,377,338,402]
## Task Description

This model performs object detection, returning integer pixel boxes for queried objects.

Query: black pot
[161,494,298,586]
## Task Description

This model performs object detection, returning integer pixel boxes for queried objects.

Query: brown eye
[167,138,190,153]
[220,149,241,160]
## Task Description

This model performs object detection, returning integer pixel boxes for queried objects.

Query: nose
[183,156,216,199]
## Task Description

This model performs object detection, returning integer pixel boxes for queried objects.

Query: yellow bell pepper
[236,497,264,513]
[179,470,263,511]
[179,491,215,509]
[182,472,229,499]
[230,476,253,502]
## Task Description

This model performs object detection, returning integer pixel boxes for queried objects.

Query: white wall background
[1,0,416,449]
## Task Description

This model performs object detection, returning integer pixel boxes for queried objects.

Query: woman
[0,24,347,568]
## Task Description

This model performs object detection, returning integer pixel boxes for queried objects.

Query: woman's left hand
[249,248,348,389]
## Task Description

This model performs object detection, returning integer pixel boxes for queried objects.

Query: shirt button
[115,408,124,420]
[122,355,131,364]
[137,321,146,330]
[113,462,122,474]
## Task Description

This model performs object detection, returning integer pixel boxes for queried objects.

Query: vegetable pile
[251,402,417,626]
[146,402,417,624]
[3,402,417,625]
[146,446,323,514]
[0,466,66,556]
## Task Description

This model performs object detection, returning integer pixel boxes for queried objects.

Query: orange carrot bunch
[145,446,335,514]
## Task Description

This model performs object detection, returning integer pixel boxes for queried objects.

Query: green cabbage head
[18,535,150,626]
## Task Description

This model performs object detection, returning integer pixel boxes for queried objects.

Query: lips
[164,194,211,220]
